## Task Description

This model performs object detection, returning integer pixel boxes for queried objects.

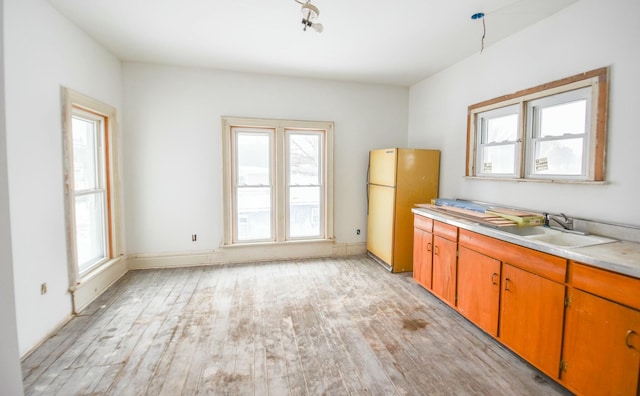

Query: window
[476,105,520,177]
[71,110,109,272]
[63,88,121,283]
[222,117,334,245]
[467,67,608,182]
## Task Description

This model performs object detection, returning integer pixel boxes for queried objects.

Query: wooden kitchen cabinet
[456,246,501,336]
[413,215,433,289]
[457,228,567,377]
[499,263,566,378]
[560,262,640,396]
[414,217,640,394]
[431,221,458,306]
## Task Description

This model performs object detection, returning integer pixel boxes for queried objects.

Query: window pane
[482,144,516,174]
[72,116,99,191]
[288,133,320,185]
[289,186,320,238]
[485,114,518,143]
[75,192,106,272]
[237,186,272,241]
[237,133,270,186]
[539,100,587,137]
[534,138,584,175]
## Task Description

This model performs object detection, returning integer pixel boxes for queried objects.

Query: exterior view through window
[71,111,110,272]
[222,117,333,245]
[467,67,608,182]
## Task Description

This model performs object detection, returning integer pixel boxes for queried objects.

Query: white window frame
[232,128,275,243]
[71,108,109,272]
[525,87,592,180]
[62,88,122,291]
[221,117,334,246]
[475,104,522,178]
[467,67,608,183]
[285,129,325,241]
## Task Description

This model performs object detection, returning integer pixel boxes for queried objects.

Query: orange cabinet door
[457,247,501,336]
[413,228,433,289]
[499,264,565,377]
[431,235,457,306]
[561,288,640,396]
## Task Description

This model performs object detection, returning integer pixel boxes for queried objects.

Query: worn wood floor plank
[23,256,572,396]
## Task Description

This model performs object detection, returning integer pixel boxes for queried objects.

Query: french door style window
[222,117,334,245]
[63,88,120,282]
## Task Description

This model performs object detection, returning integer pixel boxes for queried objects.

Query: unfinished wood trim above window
[466,67,609,182]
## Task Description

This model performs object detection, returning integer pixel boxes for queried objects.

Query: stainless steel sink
[501,226,617,248]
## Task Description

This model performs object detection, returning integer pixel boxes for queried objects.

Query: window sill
[76,256,126,288]
[464,176,606,185]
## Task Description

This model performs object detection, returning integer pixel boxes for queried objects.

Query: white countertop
[412,207,640,279]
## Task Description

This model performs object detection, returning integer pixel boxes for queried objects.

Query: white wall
[408,0,640,227]
[123,63,408,255]
[0,0,25,392]
[4,0,122,355]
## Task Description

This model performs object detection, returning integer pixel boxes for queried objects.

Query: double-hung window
[467,67,608,182]
[71,109,109,272]
[476,105,521,177]
[222,117,334,245]
[525,87,591,179]
[62,88,121,285]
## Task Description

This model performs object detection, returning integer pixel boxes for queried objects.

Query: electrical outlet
[356,229,361,235]
[192,234,197,242]
[40,283,47,295]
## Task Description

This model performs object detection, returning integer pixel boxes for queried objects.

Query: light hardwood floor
[22,256,571,395]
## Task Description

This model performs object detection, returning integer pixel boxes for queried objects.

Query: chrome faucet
[544,213,573,230]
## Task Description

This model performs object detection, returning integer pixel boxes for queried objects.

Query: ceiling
[48,0,578,86]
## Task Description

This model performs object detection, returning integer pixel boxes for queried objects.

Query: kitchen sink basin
[501,226,617,248]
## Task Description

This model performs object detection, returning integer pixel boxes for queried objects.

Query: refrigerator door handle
[366,156,371,215]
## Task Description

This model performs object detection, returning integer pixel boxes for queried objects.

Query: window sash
[232,129,275,243]
[525,88,592,179]
[475,105,521,178]
[71,109,110,274]
[286,130,324,240]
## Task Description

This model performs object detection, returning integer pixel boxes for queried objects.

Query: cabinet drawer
[459,229,566,283]
[569,261,640,310]
[434,221,458,241]
[414,215,433,232]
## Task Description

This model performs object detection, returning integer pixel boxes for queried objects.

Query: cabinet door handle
[626,330,638,350]
[491,273,498,285]
[427,242,432,252]
[434,245,439,256]
[504,278,510,291]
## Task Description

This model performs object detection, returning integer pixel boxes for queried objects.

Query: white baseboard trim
[20,313,74,360]
[23,242,366,360]
[72,257,128,314]
[127,241,367,270]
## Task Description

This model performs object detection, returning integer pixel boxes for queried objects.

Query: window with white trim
[63,88,121,283]
[467,67,608,182]
[222,117,334,245]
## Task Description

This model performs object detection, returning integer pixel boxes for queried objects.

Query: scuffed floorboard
[22,256,571,395]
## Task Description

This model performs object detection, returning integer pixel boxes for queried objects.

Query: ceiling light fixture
[295,0,323,33]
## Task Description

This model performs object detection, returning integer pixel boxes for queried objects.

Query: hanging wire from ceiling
[471,12,486,53]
